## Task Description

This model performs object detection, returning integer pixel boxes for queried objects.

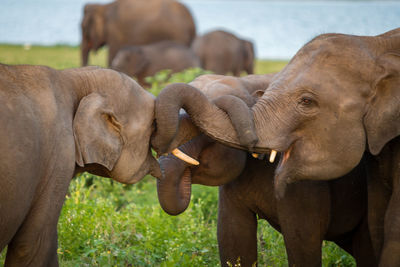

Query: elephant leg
[378,140,400,267]
[107,42,122,67]
[232,68,241,77]
[350,216,378,267]
[4,169,73,266]
[277,182,330,267]
[366,157,392,261]
[218,186,257,267]
[379,189,400,266]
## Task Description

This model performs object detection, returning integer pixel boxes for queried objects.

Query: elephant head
[81,4,108,66]
[242,40,255,75]
[151,28,400,196]
[111,46,148,78]
[152,74,273,214]
[69,67,161,183]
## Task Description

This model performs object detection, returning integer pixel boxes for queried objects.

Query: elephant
[0,64,161,266]
[191,30,255,76]
[151,28,400,266]
[111,41,201,87]
[154,74,376,267]
[80,0,196,66]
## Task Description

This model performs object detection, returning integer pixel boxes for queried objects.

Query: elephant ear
[252,89,265,99]
[73,93,123,170]
[364,52,400,155]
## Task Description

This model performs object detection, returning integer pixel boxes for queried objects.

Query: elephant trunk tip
[160,206,186,216]
[241,130,258,151]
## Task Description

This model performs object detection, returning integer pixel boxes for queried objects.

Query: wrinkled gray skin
[155,74,376,266]
[154,74,273,214]
[152,28,400,266]
[111,41,200,87]
[81,0,196,66]
[192,30,255,76]
[0,64,161,266]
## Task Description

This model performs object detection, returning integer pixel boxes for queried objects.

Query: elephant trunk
[157,136,211,215]
[151,83,259,155]
[81,38,91,66]
[164,113,202,151]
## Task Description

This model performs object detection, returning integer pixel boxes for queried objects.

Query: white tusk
[269,150,277,163]
[252,153,259,159]
[172,148,200,165]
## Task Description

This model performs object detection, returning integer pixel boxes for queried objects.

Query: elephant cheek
[276,126,366,191]
[110,147,149,184]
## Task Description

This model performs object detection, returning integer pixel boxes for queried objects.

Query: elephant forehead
[293,35,376,78]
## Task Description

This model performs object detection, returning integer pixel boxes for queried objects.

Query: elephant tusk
[172,148,200,165]
[252,153,259,159]
[269,150,277,163]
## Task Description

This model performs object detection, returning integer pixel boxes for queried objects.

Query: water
[0,0,399,59]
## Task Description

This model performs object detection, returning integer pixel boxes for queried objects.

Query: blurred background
[1,0,399,59]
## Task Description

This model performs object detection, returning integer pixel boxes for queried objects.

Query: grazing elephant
[151,28,400,266]
[154,74,376,267]
[0,64,161,266]
[111,41,201,87]
[192,30,255,76]
[81,0,196,66]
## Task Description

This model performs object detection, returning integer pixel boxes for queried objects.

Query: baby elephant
[111,41,200,86]
[0,64,160,266]
[152,74,377,267]
[192,30,255,76]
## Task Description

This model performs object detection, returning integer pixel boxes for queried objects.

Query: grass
[0,44,355,266]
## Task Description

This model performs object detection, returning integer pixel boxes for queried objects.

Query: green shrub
[146,68,212,96]
[58,174,219,266]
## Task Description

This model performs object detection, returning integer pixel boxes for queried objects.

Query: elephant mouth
[276,141,295,167]
[172,145,279,168]
[115,150,161,184]
[273,141,299,198]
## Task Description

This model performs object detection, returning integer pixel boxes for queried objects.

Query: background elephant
[191,30,255,76]
[81,0,196,66]
[154,74,376,266]
[0,64,160,266]
[111,41,201,87]
[151,28,400,265]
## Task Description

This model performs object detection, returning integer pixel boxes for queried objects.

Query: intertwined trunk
[151,83,288,155]
[151,81,292,214]
[157,136,211,215]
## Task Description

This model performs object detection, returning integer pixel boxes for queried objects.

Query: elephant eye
[300,96,314,106]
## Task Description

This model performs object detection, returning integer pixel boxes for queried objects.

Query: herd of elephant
[81,0,255,86]
[1,0,400,266]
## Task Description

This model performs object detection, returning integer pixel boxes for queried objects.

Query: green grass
[0,44,107,69]
[0,44,355,266]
